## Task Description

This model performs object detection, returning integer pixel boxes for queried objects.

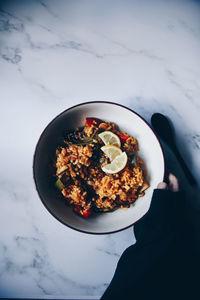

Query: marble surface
[0,0,200,298]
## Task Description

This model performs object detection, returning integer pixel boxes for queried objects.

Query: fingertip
[168,173,176,180]
[157,182,168,190]
[168,173,179,192]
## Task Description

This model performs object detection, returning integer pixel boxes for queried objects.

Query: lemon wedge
[101,145,122,161]
[98,131,121,147]
[102,152,128,174]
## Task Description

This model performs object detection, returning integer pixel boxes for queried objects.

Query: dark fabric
[100,189,200,300]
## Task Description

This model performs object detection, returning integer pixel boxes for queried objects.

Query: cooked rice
[54,119,149,215]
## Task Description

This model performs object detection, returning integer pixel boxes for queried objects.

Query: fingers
[157,182,168,190]
[168,173,179,192]
[157,173,179,192]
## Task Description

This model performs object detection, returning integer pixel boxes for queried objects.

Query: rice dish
[54,118,149,217]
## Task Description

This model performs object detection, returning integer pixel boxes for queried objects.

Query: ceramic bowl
[33,101,165,234]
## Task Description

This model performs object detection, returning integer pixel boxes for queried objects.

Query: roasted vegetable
[73,206,92,218]
[64,127,96,145]
[119,134,129,141]
[55,178,64,190]
[130,154,137,166]
[86,117,102,127]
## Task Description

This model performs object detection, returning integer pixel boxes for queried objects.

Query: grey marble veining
[0,0,200,298]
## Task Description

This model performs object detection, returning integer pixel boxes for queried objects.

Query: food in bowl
[54,117,149,218]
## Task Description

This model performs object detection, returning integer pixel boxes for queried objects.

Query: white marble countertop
[0,0,200,299]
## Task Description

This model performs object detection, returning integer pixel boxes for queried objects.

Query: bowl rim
[33,100,165,235]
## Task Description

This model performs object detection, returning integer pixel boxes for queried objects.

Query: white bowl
[33,101,165,234]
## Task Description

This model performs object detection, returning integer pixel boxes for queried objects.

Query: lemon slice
[98,131,121,147]
[102,152,128,174]
[101,145,122,161]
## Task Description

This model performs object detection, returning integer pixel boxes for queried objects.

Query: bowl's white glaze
[33,102,165,234]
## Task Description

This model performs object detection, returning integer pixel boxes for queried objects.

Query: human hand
[157,173,179,192]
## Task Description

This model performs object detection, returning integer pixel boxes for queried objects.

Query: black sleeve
[100,189,184,300]
[134,189,184,245]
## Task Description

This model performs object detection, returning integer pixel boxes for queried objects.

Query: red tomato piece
[119,134,129,141]
[85,117,101,127]
[82,208,92,218]
[73,206,92,218]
